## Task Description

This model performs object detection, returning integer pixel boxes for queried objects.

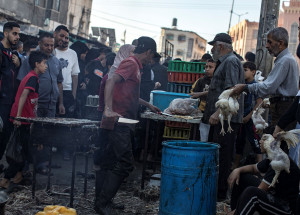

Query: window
[253,29,258,39]
[289,22,298,54]
[53,0,60,11]
[178,35,186,42]
[176,49,184,56]
[69,14,74,29]
[241,27,243,39]
[166,34,174,41]
[35,0,45,7]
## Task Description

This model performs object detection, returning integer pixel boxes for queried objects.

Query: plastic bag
[6,127,23,163]
[164,98,199,116]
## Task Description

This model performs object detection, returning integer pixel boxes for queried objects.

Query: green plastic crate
[168,60,206,73]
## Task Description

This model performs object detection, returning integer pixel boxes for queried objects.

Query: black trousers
[4,125,30,179]
[99,124,134,177]
[0,103,13,160]
[231,174,293,215]
[62,91,75,118]
[209,121,241,199]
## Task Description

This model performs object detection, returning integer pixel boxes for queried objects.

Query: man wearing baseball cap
[203,33,245,201]
[94,36,160,214]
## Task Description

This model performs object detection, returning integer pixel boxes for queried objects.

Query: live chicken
[260,129,300,187]
[215,89,240,135]
[252,98,270,132]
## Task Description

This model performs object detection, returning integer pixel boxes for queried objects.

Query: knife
[118,117,139,124]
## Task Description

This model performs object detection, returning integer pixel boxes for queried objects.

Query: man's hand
[209,110,220,125]
[154,82,161,89]
[228,168,240,189]
[273,125,283,138]
[243,115,251,124]
[12,54,20,68]
[230,84,247,97]
[13,119,21,127]
[80,82,86,90]
[148,104,161,113]
[103,108,121,118]
[59,104,65,115]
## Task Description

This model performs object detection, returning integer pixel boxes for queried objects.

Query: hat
[208,33,232,45]
[134,36,161,58]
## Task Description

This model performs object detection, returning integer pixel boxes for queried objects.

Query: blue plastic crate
[152,91,190,111]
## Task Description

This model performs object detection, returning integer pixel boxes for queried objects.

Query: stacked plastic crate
[164,60,206,140]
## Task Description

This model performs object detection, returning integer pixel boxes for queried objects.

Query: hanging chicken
[260,129,300,187]
[252,98,270,132]
[215,89,240,135]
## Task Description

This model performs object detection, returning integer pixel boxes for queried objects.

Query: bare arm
[139,98,161,113]
[190,91,208,99]
[228,164,258,189]
[71,75,78,99]
[244,97,263,123]
[57,82,65,115]
[14,89,30,126]
[104,74,123,118]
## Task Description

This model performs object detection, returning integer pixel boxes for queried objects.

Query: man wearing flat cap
[202,33,244,201]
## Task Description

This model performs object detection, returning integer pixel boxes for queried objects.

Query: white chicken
[260,129,300,187]
[215,89,240,135]
[255,70,265,82]
[252,98,270,132]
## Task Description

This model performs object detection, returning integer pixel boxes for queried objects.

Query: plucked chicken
[215,89,240,135]
[260,129,300,187]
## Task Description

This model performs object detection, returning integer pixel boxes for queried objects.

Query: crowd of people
[0,20,300,215]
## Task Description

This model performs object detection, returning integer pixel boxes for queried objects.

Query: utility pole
[255,0,280,77]
[228,0,235,33]
[233,12,248,24]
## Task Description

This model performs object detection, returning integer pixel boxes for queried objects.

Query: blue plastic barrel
[159,141,219,215]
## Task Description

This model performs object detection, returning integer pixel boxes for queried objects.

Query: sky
[90,0,280,49]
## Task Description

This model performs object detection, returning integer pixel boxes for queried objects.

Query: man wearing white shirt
[53,25,80,118]
[53,25,80,160]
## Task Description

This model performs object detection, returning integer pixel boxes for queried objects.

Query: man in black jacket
[0,22,21,160]
[151,55,168,91]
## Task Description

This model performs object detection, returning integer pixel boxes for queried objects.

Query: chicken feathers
[215,89,240,136]
[260,129,300,187]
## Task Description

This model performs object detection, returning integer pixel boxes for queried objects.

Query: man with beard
[53,25,80,160]
[0,22,21,160]
[53,25,80,119]
[202,33,244,201]
[231,27,299,131]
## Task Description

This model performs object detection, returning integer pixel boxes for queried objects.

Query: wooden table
[139,112,202,189]
[18,117,100,207]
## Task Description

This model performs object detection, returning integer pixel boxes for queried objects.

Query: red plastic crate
[168,72,204,84]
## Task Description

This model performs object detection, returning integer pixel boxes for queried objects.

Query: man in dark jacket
[0,22,21,160]
[151,55,168,91]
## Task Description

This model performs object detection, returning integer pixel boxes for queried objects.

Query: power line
[91,9,216,36]
[91,9,161,27]
[90,13,160,34]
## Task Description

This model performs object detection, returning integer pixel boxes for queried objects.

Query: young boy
[190,59,216,141]
[0,51,47,189]
[233,61,262,169]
